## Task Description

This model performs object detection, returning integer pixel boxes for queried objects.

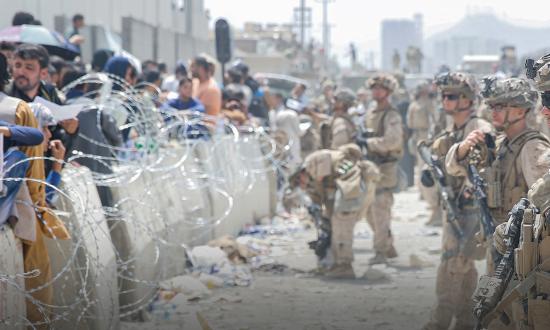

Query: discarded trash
[148,292,191,321]
[409,254,435,268]
[191,246,229,270]
[417,228,440,237]
[198,273,225,289]
[160,275,210,301]
[208,235,257,263]
[354,229,371,239]
[238,217,305,237]
[254,262,288,273]
[363,265,391,281]
[196,311,213,330]
[213,295,243,304]
[267,246,287,257]
[425,247,442,255]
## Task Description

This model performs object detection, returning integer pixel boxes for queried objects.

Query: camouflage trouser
[414,154,441,223]
[366,190,394,255]
[425,256,477,330]
[416,162,439,208]
[425,209,482,330]
[330,210,360,265]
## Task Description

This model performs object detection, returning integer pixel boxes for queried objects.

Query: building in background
[381,14,423,71]
[0,0,211,70]
[424,12,550,73]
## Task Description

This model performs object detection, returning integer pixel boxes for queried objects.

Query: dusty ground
[122,187,486,330]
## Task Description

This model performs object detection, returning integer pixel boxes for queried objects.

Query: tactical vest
[485,129,550,224]
[431,116,487,198]
[363,106,403,164]
[408,100,431,131]
[432,116,475,193]
[320,113,356,150]
[306,147,368,218]
[500,207,550,328]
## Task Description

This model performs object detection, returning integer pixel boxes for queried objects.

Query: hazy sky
[204,0,550,64]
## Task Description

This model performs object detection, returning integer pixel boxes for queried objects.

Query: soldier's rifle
[473,198,529,329]
[467,148,496,238]
[307,203,331,258]
[417,141,465,240]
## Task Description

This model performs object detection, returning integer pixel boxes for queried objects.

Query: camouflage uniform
[424,72,494,330]
[314,80,335,115]
[447,77,550,278]
[407,82,440,224]
[364,74,403,264]
[320,89,357,150]
[303,144,379,277]
[480,54,550,329]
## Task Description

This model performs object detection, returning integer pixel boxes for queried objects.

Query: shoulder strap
[503,130,549,185]
[331,113,357,137]
[509,129,549,156]
[378,108,400,137]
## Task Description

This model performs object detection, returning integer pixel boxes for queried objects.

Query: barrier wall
[45,165,119,330]
[122,17,213,72]
[0,227,25,330]
[0,135,276,329]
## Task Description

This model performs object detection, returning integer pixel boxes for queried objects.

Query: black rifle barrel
[417,142,465,239]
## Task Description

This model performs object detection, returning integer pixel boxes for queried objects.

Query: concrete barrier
[0,226,25,330]
[1,134,276,327]
[45,165,119,330]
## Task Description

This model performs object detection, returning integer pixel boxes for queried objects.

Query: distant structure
[425,12,550,73]
[381,14,423,71]
[433,36,504,72]
[0,0,211,69]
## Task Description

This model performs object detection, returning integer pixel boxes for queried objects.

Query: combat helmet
[414,81,432,97]
[321,79,335,90]
[334,88,356,108]
[525,53,550,92]
[525,54,550,108]
[480,76,538,110]
[434,71,478,100]
[366,73,398,93]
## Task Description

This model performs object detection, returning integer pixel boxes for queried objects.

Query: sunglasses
[442,94,459,101]
[542,92,550,108]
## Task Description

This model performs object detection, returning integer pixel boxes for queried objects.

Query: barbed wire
[0,72,297,329]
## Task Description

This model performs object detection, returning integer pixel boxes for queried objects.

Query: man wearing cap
[363,73,403,265]
[422,72,494,330]
[301,144,379,277]
[473,54,550,329]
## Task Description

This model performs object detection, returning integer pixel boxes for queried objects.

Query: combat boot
[425,208,442,227]
[324,263,355,279]
[368,252,387,265]
[384,245,398,259]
